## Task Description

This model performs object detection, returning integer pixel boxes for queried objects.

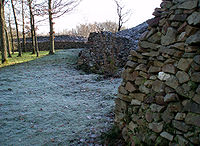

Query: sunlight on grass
[0,51,49,68]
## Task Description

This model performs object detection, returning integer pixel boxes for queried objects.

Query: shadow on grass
[0,51,49,68]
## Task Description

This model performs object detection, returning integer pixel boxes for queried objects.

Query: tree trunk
[32,15,39,57]
[8,13,15,54]
[5,25,12,57]
[11,0,22,57]
[21,0,26,52]
[28,0,35,54]
[0,0,7,63]
[48,0,55,54]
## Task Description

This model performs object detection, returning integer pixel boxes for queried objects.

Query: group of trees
[61,21,125,37]
[0,0,131,64]
[0,0,81,63]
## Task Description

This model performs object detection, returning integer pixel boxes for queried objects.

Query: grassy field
[0,51,49,68]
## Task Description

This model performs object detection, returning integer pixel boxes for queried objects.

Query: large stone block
[152,80,165,92]
[177,58,193,71]
[194,55,200,65]
[162,64,176,74]
[125,82,136,93]
[191,72,200,83]
[187,12,200,25]
[185,113,200,127]
[176,71,190,84]
[160,132,174,141]
[165,75,179,89]
[161,27,177,46]
[183,101,200,114]
[172,120,190,132]
[178,0,198,9]
[186,30,200,45]
[148,122,164,133]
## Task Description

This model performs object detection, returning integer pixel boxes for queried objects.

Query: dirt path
[0,49,121,145]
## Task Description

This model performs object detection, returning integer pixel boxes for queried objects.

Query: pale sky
[38,0,162,34]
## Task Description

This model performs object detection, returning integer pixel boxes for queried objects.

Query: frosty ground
[0,49,121,145]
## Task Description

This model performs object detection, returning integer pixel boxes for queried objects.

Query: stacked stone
[77,32,134,76]
[115,0,200,145]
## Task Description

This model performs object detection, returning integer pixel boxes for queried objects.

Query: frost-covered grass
[0,49,121,145]
[0,51,49,68]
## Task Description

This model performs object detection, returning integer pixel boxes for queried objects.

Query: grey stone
[129,93,146,101]
[178,0,198,9]
[160,132,174,141]
[196,85,200,94]
[145,110,153,122]
[118,85,128,95]
[135,77,145,85]
[186,30,200,45]
[152,80,165,92]
[148,32,161,44]
[161,27,177,46]
[128,121,138,132]
[192,62,200,71]
[139,71,148,78]
[176,71,190,84]
[148,66,161,73]
[148,122,163,133]
[175,113,186,121]
[191,72,200,83]
[131,99,142,106]
[162,110,174,123]
[185,113,200,127]
[172,120,190,132]
[176,135,189,145]
[167,102,182,112]
[177,58,193,71]
[183,101,200,114]
[125,61,138,68]
[118,93,132,102]
[162,64,176,74]
[135,64,147,72]
[169,43,185,51]
[169,14,187,21]
[125,82,136,93]
[165,75,179,89]
[158,72,171,81]
[187,12,200,25]
[139,41,160,50]
[130,50,143,59]
[150,104,165,112]
[164,93,178,102]
[159,46,176,55]
[139,85,150,94]
[142,51,159,57]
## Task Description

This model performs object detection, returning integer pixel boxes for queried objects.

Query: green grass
[0,51,49,68]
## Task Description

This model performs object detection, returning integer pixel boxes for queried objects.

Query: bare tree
[5,24,12,57]
[48,0,82,54]
[11,0,22,57]
[8,12,15,54]
[0,0,7,63]
[21,0,26,52]
[114,0,132,31]
[28,0,36,54]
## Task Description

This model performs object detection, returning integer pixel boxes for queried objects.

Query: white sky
[38,0,162,34]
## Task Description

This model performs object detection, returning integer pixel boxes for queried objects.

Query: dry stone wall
[115,0,200,145]
[24,41,86,52]
[77,23,147,76]
[22,35,87,52]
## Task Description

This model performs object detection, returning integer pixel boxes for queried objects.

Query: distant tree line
[60,21,126,38]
